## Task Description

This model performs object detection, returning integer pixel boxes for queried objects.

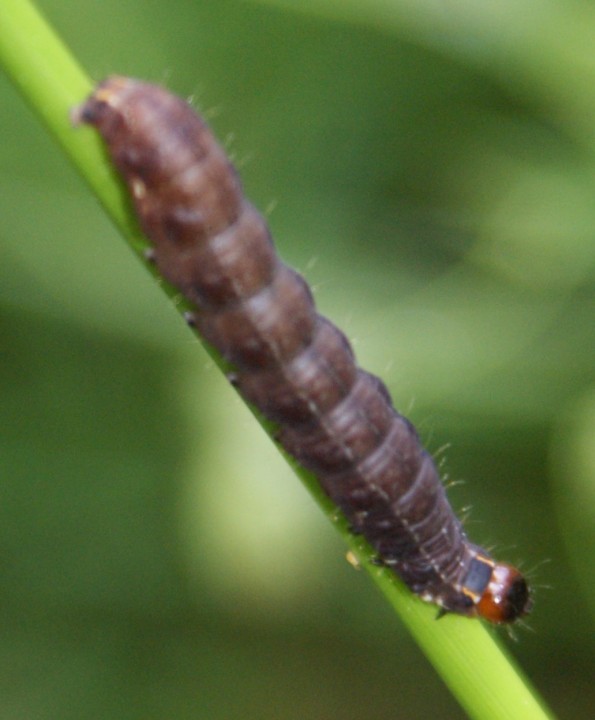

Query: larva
[75,76,531,623]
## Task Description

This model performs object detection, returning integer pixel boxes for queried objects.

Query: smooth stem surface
[0,1,555,718]
[0,0,138,240]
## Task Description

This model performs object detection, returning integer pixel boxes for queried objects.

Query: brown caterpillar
[75,76,531,623]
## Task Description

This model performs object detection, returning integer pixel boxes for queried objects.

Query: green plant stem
[0,2,555,719]
[0,0,138,240]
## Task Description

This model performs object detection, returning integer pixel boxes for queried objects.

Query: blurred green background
[1,0,594,718]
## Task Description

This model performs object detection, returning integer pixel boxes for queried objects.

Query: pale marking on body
[382,456,459,588]
[131,178,146,199]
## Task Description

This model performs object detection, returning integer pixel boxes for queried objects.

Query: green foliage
[1,0,593,718]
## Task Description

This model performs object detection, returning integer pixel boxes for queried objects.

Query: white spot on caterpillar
[132,178,146,199]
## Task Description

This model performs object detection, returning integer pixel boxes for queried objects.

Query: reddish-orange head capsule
[476,563,532,624]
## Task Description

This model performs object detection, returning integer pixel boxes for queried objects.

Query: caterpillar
[74,76,531,623]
